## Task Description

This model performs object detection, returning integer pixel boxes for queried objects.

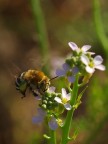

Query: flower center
[57,119,63,126]
[62,98,68,104]
[89,61,94,68]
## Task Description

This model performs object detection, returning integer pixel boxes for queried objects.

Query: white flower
[68,42,95,55]
[81,54,106,73]
[54,88,72,110]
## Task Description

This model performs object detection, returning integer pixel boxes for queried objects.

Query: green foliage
[28,132,40,144]
[83,74,108,144]
[31,0,50,75]
[87,76,108,120]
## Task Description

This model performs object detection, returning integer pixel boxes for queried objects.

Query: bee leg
[32,90,39,97]
[21,91,26,99]
[21,95,26,99]
[43,88,47,92]
[29,85,38,97]
[37,83,40,90]
[29,85,32,91]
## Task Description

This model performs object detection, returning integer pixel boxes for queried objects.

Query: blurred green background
[0,0,108,144]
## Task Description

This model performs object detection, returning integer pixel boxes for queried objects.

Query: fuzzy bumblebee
[15,69,50,98]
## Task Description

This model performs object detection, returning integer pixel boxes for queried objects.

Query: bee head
[37,78,50,94]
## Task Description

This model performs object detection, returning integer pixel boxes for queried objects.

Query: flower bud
[42,104,47,109]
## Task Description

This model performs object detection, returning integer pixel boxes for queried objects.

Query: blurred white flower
[68,42,95,55]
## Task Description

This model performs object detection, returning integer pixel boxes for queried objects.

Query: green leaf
[43,134,50,139]
[68,126,80,141]
[73,86,88,110]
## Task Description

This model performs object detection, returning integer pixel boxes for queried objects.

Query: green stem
[61,75,79,144]
[31,0,50,74]
[49,129,56,144]
[93,0,108,54]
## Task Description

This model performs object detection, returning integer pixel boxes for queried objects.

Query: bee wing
[28,58,42,69]
[7,63,22,86]
[10,63,22,75]
[29,58,50,76]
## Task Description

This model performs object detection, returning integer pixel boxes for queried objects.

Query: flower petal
[88,52,95,55]
[95,64,106,71]
[32,115,44,123]
[37,108,46,115]
[81,55,90,65]
[68,75,75,83]
[56,69,66,76]
[94,55,103,65]
[48,117,58,130]
[62,88,67,99]
[86,66,95,73]
[64,103,72,110]
[66,93,71,101]
[82,45,91,52]
[32,108,46,123]
[48,86,55,93]
[35,96,41,100]
[68,42,79,51]
[54,97,62,103]
[72,67,79,74]
[62,63,70,71]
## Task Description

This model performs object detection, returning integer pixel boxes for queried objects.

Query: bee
[15,69,51,98]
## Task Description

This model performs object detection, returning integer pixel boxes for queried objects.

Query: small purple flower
[48,117,58,130]
[33,108,58,130]
[67,67,79,83]
[47,86,56,93]
[56,63,79,83]
[54,88,72,110]
[56,63,70,77]
[32,108,46,123]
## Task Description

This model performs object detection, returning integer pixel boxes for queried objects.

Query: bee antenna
[50,76,58,81]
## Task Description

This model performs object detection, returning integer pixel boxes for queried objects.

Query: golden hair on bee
[23,69,50,83]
